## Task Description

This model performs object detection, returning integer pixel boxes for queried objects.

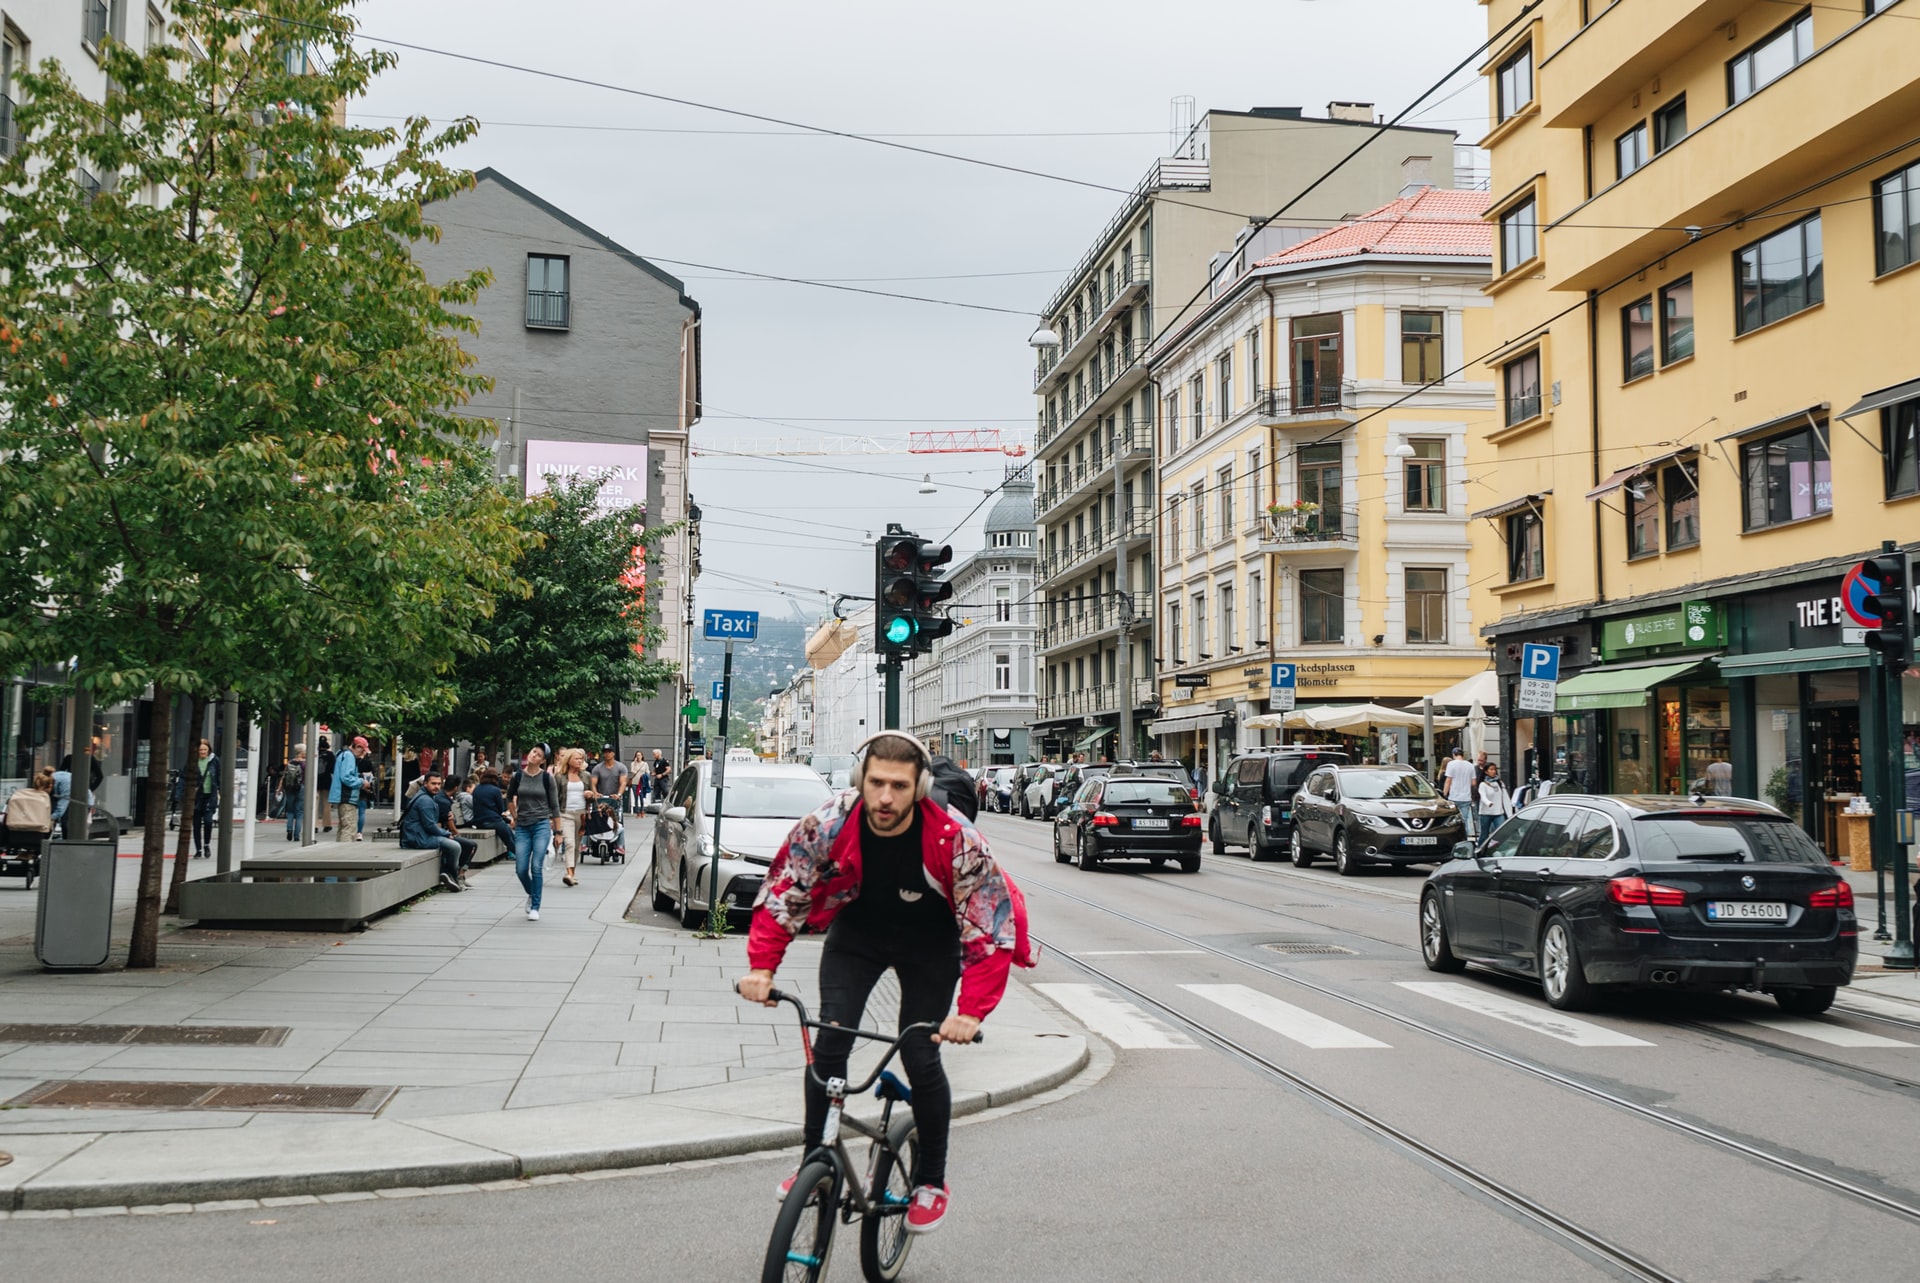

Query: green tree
[0,1,529,966]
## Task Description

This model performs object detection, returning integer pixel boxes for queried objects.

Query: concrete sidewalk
[0,819,1087,1211]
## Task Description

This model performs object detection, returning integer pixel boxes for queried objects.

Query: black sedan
[1420,795,1858,1013]
[1289,764,1466,875]
[1053,778,1202,872]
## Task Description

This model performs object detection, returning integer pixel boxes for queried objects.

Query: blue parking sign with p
[1522,643,1560,682]
[1271,663,1296,690]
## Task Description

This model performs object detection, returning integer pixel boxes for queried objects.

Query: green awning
[1554,659,1711,711]
[1715,645,1871,677]
[1073,727,1116,752]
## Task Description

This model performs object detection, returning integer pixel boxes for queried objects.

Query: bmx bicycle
[744,983,981,1283]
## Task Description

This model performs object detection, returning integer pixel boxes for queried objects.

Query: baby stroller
[582,799,625,865]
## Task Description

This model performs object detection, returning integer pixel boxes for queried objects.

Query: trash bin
[35,839,118,969]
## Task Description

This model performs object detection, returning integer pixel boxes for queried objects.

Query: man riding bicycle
[737,730,1031,1236]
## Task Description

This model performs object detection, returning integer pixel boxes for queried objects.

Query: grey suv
[1209,747,1350,861]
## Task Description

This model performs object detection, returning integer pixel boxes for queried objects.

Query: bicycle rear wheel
[762,1160,838,1283]
[859,1118,919,1282]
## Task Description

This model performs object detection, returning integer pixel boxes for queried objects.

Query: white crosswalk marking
[1180,983,1389,1049]
[1396,982,1654,1047]
[1834,992,1920,1023]
[1738,1016,1917,1049]
[1031,983,1198,1049]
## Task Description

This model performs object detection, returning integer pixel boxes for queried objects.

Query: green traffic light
[885,616,916,645]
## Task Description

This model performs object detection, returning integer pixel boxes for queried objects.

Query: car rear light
[1808,882,1854,909]
[1181,814,1202,828]
[1608,876,1687,906]
[1188,787,1199,800]
[1091,812,1119,828]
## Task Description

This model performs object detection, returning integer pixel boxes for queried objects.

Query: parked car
[1020,764,1065,820]
[1210,746,1351,861]
[1110,760,1197,798]
[1053,776,1202,872]
[1049,762,1114,817]
[1420,795,1858,1013]
[651,761,831,929]
[985,766,1018,814]
[1290,763,1465,876]
[1007,762,1050,818]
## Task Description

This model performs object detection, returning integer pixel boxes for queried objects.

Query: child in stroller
[581,799,625,864]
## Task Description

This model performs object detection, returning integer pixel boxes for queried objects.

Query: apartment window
[1495,43,1533,123]
[1165,495,1181,562]
[1247,327,1261,393]
[1735,215,1822,334]
[1164,390,1181,454]
[1885,399,1920,499]
[994,585,1012,623]
[1299,570,1345,645]
[526,254,571,330]
[83,0,109,50]
[1740,420,1832,530]
[1298,443,1344,537]
[1219,584,1236,652]
[1502,349,1542,426]
[1193,591,1209,656]
[1660,277,1694,363]
[1291,313,1342,409]
[1248,571,1263,642]
[1401,310,1443,385]
[1168,601,1183,664]
[1870,0,1899,13]
[1728,9,1813,106]
[1506,509,1545,583]
[1404,439,1446,512]
[1499,196,1538,273]
[1246,450,1263,527]
[147,5,165,49]
[1652,96,1688,153]
[1622,296,1655,381]
[1873,159,1920,276]
[1615,121,1648,181]
[1664,463,1700,548]
[993,651,1012,692]
[1405,569,1447,644]
[1217,465,1234,539]
[1627,476,1660,558]
[0,27,21,161]
[1189,483,1206,555]
[1188,374,1205,437]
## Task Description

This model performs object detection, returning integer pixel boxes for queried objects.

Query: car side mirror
[1212,779,1228,796]
[664,806,687,824]
[1450,840,1476,862]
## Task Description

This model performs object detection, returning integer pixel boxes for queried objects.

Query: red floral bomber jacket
[747,792,1036,1020]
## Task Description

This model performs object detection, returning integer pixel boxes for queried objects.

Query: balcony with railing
[1032,257,1153,390]
[1118,500,1155,544]
[1036,676,1160,723]
[1259,381,1358,423]
[1039,593,1153,652]
[525,289,571,330]
[1255,505,1361,551]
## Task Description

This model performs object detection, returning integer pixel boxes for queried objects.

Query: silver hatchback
[650,760,833,928]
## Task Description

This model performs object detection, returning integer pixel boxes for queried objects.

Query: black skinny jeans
[804,921,961,1189]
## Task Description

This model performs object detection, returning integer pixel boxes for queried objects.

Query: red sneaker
[904,1183,949,1234]
[775,1168,797,1203]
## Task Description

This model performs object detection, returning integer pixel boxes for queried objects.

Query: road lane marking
[1395,982,1654,1047]
[1180,983,1389,1049]
[1031,983,1198,1049]
[1834,992,1920,1023]
[1075,950,1207,956]
[1738,1016,1916,1049]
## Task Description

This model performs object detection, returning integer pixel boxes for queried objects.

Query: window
[1503,349,1542,426]
[1886,399,1920,499]
[1406,569,1447,644]
[1168,601,1183,664]
[1300,570,1345,644]
[526,254,571,330]
[1615,121,1648,181]
[993,651,1012,692]
[1728,9,1813,106]
[1298,443,1344,537]
[1188,375,1205,437]
[1247,327,1262,394]
[1189,483,1205,555]
[1499,197,1538,273]
[1216,352,1233,418]
[994,585,1012,623]
[1659,277,1694,364]
[1291,313,1342,409]
[1401,310,1443,385]
[1164,390,1181,454]
[1193,591,1209,656]
[1165,495,1181,562]
[1740,421,1832,530]
[1871,0,1899,14]
[1217,465,1234,539]
[1653,96,1687,153]
[1219,584,1236,652]
[1506,508,1545,582]
[1627,475,1660,558]
[1404,439,1446,512]
[1873,159,1920,276]
[0,27,21,161]
[1735,215,1822,334]
[1247,571,1263,642]
[1622,296,1655,381]
[147,5,165,49]
[1664,462,1699,548]
[83,0,109,50]
[1496,43,1533,123]
[1246,449,1263,526]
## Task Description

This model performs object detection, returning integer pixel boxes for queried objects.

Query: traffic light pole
[1868,540,1915,967]
[881,652,902,732]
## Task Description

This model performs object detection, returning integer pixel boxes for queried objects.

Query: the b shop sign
[524,439,650,517]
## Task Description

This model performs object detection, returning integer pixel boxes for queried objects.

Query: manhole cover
[1260,942,1357,956]
[0,1024,288,1047]
[6,1081,394,1113]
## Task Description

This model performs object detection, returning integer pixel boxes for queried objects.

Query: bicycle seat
[874,1070,912,1104]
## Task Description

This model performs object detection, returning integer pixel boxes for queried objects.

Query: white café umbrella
[1466,700,1488,757]
[1245,704,1465,734]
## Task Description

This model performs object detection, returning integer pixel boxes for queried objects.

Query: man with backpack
[328,735,367,844]
[281,746,306,841]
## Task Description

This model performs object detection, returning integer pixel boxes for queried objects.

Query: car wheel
[1539,917,1595,1011]
[1290,829,1314,868]
[1053,826,1070,864]
[650,851,673,913]
[1076,833,1098,872]
[1420,891,1466,973]
[1249,829,1274,863]
[677,863,704,930]
[1178,853,1201,874]
[1209,818,1227,856]
[1333,829,1361,877]
[1772,985,1837,1015]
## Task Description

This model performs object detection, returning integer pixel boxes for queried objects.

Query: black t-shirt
[841,811,955,940]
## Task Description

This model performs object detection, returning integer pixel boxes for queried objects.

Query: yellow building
[1477,0,1920,852]
[1146,189,1499,775]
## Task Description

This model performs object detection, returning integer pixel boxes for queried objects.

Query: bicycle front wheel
[859,1118,919,1282]
[763,1160,839,1283]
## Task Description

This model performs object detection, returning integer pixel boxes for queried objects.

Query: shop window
[1626,477,1660,558]
[1499,196,1538,274]
[1659,277,1694,364]
[1401,310,1443,385]
[1299,569,1344,644]
[1873,158,1920,276]
[1291,313,1342,409]
[1496,43,1533,123]
[1886,399,1920,500]
[1615,121,1648,181]
[1728,9,1813,106]
[1404,439,1446,512]
[1506,508,1545,583]
[1622,296,1654,381]
[1663,463,1700,548]
[1652,96,1688,153]
[1405,569,1447,644]
[1735,215,1822,335]
[1502,349,1542,426]
[1740,421,1832,530]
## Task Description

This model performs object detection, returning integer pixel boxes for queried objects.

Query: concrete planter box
[179,853,441,931]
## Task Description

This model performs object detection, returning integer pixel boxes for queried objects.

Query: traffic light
[910,539,955,655]
[876,527,921,655]
[1865,552,1913,668]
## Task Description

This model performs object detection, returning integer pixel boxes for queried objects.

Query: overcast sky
[354,0,1489,624]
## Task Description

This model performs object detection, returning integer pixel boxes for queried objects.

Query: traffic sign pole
[704,641,734,937]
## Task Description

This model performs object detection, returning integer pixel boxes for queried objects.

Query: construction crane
[692,429,1027,458]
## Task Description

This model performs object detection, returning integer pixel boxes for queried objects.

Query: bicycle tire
[762,1159,838,1283]
[859,1117,919,1282]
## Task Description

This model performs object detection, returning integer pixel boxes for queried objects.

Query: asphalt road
[11,811,1920,1280]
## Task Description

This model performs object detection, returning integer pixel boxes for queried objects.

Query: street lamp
[1028,324,1060,349]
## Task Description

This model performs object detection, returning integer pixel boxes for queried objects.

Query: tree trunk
[163,692,208,917]
[127,686,175,970]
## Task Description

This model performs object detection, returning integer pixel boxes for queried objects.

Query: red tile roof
[1252,188,1492,266]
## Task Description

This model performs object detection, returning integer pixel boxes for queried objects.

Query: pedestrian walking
[1476,764,1514,843]
[281,746,307,841]
[507,746,560,921]
[329,735,367,843]
[354,740,376,841]
[402,772,469,893]
[650,749,670,804]
[192,739,221,858]
[628,750,647,812]
[554,747,589,887]
[590,743,627,819]
[1443,746,1478,837]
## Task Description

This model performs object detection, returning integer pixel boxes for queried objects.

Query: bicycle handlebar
[736,983,981,1095]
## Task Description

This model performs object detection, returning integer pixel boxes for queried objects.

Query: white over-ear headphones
[851,731,934,802]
